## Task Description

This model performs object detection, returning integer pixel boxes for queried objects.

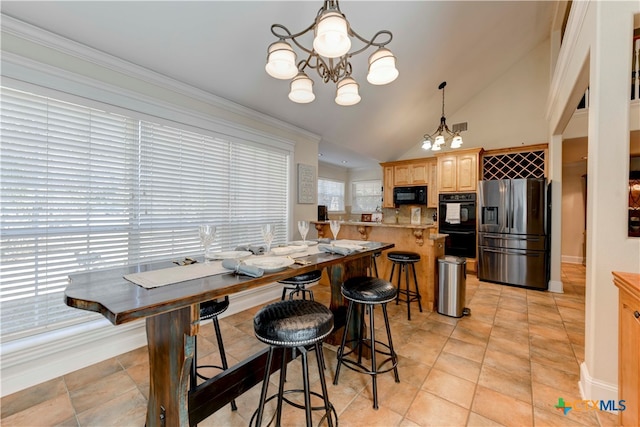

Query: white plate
[271,246,295,256]
[206,250,252,260]
[244,256,294,272]
[289,240,318,246]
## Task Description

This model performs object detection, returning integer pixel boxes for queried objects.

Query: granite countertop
[312,220,437,229]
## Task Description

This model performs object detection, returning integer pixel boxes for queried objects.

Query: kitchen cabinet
[436,148,483,193]
[427,159,438,208]
[613,271,640,427]
[382,165,395,208]
[393,162,428,186]
[381,159,434,207]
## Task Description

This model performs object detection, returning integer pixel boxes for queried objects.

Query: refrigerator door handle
[481,247,542,257]
[482,234,541,242]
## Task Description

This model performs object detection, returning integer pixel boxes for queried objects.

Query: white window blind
[317,178,345,212]
[351,180,382,213]
[0,87,289,341]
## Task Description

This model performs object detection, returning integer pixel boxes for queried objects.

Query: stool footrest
[336,338,399,376]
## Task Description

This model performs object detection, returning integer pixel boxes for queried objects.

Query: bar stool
[252,299,336,427]
[387,251,423,320]
[279,270,321,301]
[190,296,237,411]
[333,276,400,409]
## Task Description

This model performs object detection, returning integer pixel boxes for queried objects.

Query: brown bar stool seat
[387,250,423,320]
[251,299,336,427]
[191,296,237,411]
[333,276,400,409]
[278,270,321,301]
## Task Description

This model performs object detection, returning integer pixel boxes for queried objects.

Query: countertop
[312,220,437,229]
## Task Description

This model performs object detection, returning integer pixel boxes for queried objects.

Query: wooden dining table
[65,241,394,427]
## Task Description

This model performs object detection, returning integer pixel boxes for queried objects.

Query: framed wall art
[297,163,316,204]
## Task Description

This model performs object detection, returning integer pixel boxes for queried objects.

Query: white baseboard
[1,282,284,397]
[548,279,564,293]
[579,361,618,410]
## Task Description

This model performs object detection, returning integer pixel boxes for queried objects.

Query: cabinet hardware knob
[634,310,640,319]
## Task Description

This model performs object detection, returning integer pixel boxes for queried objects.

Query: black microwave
[393,186,427,205]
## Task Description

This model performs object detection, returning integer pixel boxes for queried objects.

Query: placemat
[124,261,229,289]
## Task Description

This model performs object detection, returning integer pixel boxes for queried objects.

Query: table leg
[145,306,196,427]
[325,256,371,358]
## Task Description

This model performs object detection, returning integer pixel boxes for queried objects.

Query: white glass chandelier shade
[313,11,351,58]
[450,134,463,148]
[335,77,361,106]
[421,138,432,150]
[288,72,315,103]
[367,48,398,85]
[434,135,445,146]
[265,41,298,80]
[431,142,442,151]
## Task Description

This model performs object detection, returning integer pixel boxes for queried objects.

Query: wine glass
[329,220,341,243]
[198,224,216,262]
[261,224,275,254]
[297,220,309,245]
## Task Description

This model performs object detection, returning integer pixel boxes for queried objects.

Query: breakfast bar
[65,241,393,427]
[314,221,446,311]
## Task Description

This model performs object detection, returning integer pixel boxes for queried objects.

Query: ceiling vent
[452,122,468,133]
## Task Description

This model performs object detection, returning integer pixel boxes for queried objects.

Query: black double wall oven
[438,193,477,259]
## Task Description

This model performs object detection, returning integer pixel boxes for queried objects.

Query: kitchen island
[313,221,446,311]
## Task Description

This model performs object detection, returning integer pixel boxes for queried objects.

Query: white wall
[400,38,551,160]
[547,0,640,403]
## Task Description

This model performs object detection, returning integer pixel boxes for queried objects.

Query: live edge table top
[65,242,394,325]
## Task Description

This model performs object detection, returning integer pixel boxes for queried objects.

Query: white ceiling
[1,1,556,169]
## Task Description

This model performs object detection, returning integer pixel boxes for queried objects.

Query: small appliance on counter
[317,205,328,221]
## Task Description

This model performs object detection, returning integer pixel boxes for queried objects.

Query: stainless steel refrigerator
[477,178,550,290]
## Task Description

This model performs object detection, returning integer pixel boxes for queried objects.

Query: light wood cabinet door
[437,155,457,192]
[393,165,411,186]
[457,153,478,192]
[620,289,640,427]
[382,166,395,208]
[410,163,428,185]
[427,159,438,207]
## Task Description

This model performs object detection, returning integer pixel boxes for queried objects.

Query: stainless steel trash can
[437,256,469,318]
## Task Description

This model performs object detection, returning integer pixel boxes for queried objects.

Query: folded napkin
[222,259,264,277]
[235,244,265,255]
[318,244,359,256]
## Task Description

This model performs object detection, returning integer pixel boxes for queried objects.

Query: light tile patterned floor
[1,264,620,426]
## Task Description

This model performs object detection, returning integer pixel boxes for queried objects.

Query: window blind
[0,87,290,341]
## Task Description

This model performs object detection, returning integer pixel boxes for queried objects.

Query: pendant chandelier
[265,0,398,106]
[421,81,463,151]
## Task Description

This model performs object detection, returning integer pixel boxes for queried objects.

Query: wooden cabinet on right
[436,148,483,193]
[613,271,640,427]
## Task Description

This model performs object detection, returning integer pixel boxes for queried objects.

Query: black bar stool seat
[387,250,423,320]
[334,276,400,409]
[251,299,336,427]
[191,296,237,411]
[278,269,321,301]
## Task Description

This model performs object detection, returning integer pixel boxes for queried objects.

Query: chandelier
[265,0,398,106]
[421,81,463,151]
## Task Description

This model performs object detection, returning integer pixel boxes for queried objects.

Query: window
[351,180,383,213]
[317,178,345,212]
[0,86,290,341]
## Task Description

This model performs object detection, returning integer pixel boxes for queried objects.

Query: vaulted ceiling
[1,1,556,169]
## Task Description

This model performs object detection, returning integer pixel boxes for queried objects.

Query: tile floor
[1,263,620,427]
